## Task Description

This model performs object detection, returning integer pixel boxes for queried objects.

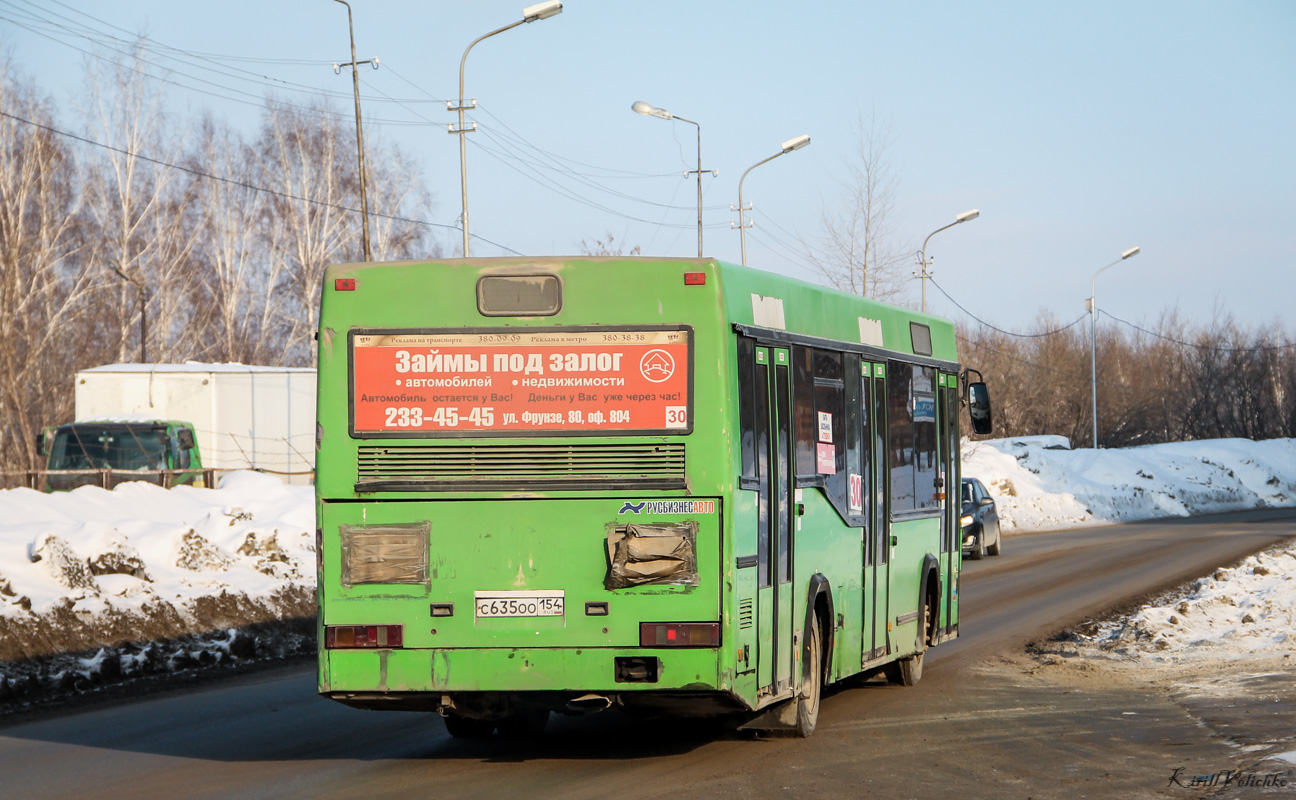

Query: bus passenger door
[754,346,795,697]
[940,373,961,635]
[864,363,890,661]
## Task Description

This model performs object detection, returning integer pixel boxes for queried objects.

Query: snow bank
[0,472,315,662]
[968,437,1296,667]
[3,436,1294,670]
[1100,543,1296,659]
[962,436,1296,532]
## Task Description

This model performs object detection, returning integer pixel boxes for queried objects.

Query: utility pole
[110,264,148,363]
[1088,246,1141,449]
[450,1,563,257]
[915,209,979,314]
[333,0,375,261]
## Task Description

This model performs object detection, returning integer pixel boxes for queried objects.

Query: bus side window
[791,346,817,478]
[812,350,846,509]
[888,361,917,513]
[912,366,939,509]
[737,337,757,484]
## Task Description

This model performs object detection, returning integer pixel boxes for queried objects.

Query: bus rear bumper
[320,645,745,716]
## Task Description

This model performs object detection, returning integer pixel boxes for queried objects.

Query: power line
[0,6,437,127]
[1101,311,1296,353]
[0,108,523,255]
[930,277,1088,338]
[956,333,1177,395]
[6,3,744,252]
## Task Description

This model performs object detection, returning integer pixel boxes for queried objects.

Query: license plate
[474,590,565,618]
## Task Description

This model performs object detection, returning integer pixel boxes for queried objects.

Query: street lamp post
[333,0,377,261]
[915,209,979,313]
[734,134,811,266]
[449,1,562,257]
[631,100,712,258]
[110,264,148,363]
[1088,245,1141,449]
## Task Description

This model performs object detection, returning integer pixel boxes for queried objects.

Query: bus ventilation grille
[355,443,686,492]
[738,598,754,630]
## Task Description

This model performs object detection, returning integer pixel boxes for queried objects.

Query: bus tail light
[335,278,356,291]
[640,622,720,647]
[683,272,706,285]
[325,624,403,649]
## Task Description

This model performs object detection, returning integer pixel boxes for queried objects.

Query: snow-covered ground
[963,435,1296,532]
[1082,541,1295,661]
[962,435,1296,664]
[0,471,314,664]
[0,437,1293,705]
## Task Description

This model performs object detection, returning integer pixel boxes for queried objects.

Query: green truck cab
[36,420,204,491]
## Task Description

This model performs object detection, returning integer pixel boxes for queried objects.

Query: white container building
[74,363,316,484]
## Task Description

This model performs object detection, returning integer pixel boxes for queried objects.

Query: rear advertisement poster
[351,328,691,436]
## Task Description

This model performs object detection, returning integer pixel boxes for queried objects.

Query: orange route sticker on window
[351,328,691,435]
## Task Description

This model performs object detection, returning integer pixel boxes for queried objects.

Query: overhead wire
[4,2,811,256]
[12,0,440,103]
[0,3,437,127]
[1101,311,1296,353]
[0,108,524,255]
[930,277,1088,338]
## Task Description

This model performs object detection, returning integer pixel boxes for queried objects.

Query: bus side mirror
[968,382,993,435]
[36,427,55,457]
[177,428,196,450]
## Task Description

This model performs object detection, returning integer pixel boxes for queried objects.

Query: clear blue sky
[2,1,1293,331]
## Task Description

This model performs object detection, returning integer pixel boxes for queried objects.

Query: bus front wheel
[794,614,825,738]
[885,601,929,687]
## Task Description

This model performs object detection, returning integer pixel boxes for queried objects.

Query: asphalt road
[2,508,1293,800]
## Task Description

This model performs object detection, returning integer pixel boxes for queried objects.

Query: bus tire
[497,709,549,738]
[443,713,496,739]
[794,614,825,738]
[887,600,929,687]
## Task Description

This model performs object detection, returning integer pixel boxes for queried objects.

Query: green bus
[316,256,992,737]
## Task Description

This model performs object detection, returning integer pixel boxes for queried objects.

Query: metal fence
[0,468,314,491]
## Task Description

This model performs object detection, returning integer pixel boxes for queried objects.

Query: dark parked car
[961,477,1001,560]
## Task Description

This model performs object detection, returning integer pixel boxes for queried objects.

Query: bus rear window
[476,275,561,316]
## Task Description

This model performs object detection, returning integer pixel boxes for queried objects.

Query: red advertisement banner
[351,329,690,435]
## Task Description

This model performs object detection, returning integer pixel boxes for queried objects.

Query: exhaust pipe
[566,693,614,713]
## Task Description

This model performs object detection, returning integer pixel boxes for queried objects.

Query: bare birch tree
[801,111,910,302]
[364,138,438,263]
[187,114,292,364]
[255,98,358,365]
[78,45,203,364]
[0,62,96,473]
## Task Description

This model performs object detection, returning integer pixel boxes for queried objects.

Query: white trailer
[74,363,316,484]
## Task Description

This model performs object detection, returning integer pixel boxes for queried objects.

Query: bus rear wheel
[794,614,825,738]
[497,709,549,738]
[443,713,496,739]
[885,601,929,687]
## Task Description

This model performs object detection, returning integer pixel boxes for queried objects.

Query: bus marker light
[640,622,720,647]
[335,278,356,291]
[325,624,403,648]
[683,272,706,285]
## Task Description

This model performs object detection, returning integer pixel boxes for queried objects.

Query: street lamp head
[631,100,672,120]
[1121,246,1141,260]
[522,0,562,21]
[781,134,811,153]
[955,208,980,223]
